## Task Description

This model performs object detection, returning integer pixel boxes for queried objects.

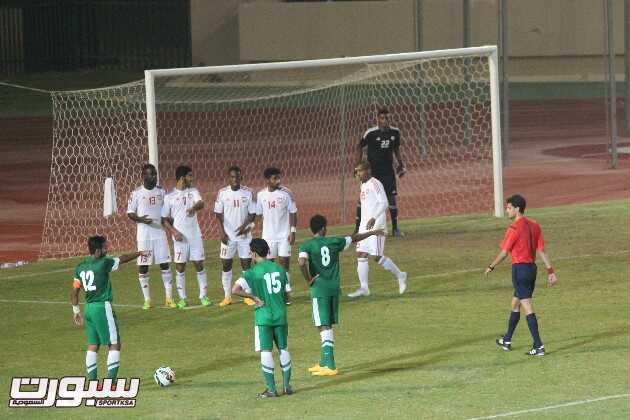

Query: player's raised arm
[349,229,385,244]
[117,251,147,265]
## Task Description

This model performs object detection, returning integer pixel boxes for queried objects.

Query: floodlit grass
[2,199,630,419]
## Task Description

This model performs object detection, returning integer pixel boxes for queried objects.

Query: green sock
[107,350,120,380]
[323,341,336,369]
[280,350,291,389]
[262,364,276,391]
[87,366,97,380]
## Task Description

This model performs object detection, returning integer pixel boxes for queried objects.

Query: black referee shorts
[512,263,537,299]
[373,172,397,205]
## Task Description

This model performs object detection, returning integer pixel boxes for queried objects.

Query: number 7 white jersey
[162,187,204,241]
[214,186,255,241]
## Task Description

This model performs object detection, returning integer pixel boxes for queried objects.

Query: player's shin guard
[161,269,173,299]
[221,270,232,298]
[260,351,276,391]
[138,273,150,300]
[504,311,520,342]
[357,258,369,290]
[107,350,120,380]
[175,271,187,299]
[197,270,208,299]
[285,272,292,293]
[526,313,543,348]
[378,256,403,278]
[279,349,292,389]
[320,329,336,369]
[86,351,98,380]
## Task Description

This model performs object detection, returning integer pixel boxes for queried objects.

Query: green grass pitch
[2,199,630,419]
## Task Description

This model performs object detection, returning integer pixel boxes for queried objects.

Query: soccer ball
[154,366,176,387]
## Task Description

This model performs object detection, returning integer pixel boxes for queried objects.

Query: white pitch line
[1,268,73,280]
[465,393,630,419]
[0,299,142,308]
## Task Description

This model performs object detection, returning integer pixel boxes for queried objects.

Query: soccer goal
[41,46,503,259]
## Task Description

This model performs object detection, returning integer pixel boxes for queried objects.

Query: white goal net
[41,47,502,259]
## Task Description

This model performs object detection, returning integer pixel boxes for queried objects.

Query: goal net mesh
[41,54,494,258]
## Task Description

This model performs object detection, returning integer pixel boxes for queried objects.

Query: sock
[221,270,232,299]
[197,270,208,299]
[378,256,403,279]
[320,329,336,369]
[390,206,398,230]
[355,203,361,232]
[504,311,520,342]
[86,351,98,380]
[107,350,120,380]
[285,272,292,293]
[279,349,292,389]
[161,269,173,300]
[138,273,150,300]
[357,258,369,290]
[176,271,187,299]
[526,313,543,348]
[260,351,276,392]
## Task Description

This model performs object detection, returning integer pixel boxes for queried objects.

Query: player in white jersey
[161,165,211,309]
[348,161,407,298]
[252,167,297,300]
[126,163,175,310]
[214,166,257,307]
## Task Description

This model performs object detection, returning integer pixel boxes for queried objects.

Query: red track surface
[1,98,628,262]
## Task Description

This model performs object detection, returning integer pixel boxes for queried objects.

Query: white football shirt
[214,186,255,241]
[161,187,203,241]
[126,185,168,242]
[256,186,297,241]
[359,177,388,233]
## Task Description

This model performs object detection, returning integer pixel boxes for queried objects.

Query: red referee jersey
[500,216,545,264]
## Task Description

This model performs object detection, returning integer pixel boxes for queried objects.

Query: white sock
[285,272,292,293]
[320,328,334,343]
[138,273,150,300]
[221,271,232,298]
[86,350,97,375]
[357,258,369,290]
[279,348,291,369]
[378,256,403,279]
[107,350,120,371]
[261,351,274,369]
[197,270,208,299]
[161,269,173,300]
[176,271,187,299]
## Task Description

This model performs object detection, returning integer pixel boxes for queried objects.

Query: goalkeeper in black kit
[355,107,406,237]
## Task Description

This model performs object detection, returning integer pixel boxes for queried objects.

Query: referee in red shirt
[485,195,558,356]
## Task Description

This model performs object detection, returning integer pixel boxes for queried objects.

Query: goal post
[41,46,503,259]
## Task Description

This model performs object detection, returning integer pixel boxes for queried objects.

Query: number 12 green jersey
[299,236,352,298]
[73,256,120,303]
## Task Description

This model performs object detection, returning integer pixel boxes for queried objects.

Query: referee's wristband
[546,267,555,275]
[72,305,80,315]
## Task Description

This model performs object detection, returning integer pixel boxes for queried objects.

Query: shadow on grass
[297,333,496,393]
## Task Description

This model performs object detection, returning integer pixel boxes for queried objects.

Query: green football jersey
[73,256,119,303]
[299,236,351,298]
[241,260,288,326]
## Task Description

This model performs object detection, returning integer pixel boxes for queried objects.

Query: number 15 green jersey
[237,260,288,326]
[299,236,352,298]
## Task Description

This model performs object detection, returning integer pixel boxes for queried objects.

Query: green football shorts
[311,296,339,327]
[84,302,120,346]
[254,324,288,352]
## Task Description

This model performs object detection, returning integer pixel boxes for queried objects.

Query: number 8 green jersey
[299,236,352,298]
[239,260,288,326]
[73,256,120,303]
